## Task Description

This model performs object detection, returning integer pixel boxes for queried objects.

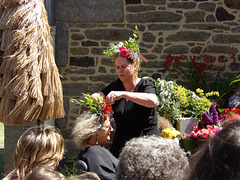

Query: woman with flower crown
[91,28,161,158]
[72,111,118,180]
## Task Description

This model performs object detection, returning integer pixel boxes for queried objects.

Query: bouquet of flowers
[70,93,112,120]
[155,78,213,124]
[219,107,240,126]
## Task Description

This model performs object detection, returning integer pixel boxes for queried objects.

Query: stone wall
[4,0,240,173]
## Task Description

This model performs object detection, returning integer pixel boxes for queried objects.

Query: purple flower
[202,103,220,125]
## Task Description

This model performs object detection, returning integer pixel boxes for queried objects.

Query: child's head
[14,126,65,179]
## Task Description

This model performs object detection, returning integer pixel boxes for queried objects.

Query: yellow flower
[161,127,180,139]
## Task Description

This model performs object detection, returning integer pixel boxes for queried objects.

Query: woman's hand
[106,91,125,104]
[90,92,105,101]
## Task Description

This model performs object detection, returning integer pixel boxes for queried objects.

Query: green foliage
[155,79,212,124]
[59,155,80,177]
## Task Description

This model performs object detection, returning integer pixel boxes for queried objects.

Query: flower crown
[103,26,147,63]
[70,93,112,121]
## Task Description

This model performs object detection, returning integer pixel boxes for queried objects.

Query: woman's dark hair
[187,119,240,180]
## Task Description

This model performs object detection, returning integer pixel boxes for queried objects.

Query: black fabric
[79,146,118,180]
[102,78,161,158]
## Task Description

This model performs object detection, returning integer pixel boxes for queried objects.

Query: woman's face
[97,119,113,145]
[115,56,136,83]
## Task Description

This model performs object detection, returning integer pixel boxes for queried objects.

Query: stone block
[85,29,134,41]
[55,97,69,129]
[70,57,94,67]
[166,31,211,41]
[55,23,68,67]
[127,11,182,23]
[204,45,238,54]
[55,0,124,22]
[164,45,189,54]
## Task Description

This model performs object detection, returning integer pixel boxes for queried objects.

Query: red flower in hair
[120,46,129,57]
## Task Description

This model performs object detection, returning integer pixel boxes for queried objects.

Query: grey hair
[117,136,189,180]
[72,111,102,149]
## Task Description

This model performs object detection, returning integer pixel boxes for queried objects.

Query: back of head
[187,119,240,180]
[14,126,65,179]
[68,172,100,180]
[25,166,66,180]
[117,136,189,180]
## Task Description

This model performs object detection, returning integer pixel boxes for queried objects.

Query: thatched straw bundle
[0,0,65,125]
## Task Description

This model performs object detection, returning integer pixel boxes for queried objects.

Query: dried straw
[0,0,65,125]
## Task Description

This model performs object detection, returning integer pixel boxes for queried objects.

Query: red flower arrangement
[181,125,222,140]
[219,107,240,125]
[120,46,129,57]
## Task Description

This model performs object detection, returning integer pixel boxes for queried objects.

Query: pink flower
[120,46,129,57]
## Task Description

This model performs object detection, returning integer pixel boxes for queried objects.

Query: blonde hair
[14,126,65,179]
[72,111,103,149]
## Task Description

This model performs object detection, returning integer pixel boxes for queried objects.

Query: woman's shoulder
[139,77,155,86]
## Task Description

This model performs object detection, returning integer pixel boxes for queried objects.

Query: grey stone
[224,0,240,10]
[55,97,69,129]
[166,31,211,41]
[55,0,124,22]
[126,5,156,12]
[232,26,240,33]
[148,24,179,30]
[216,7,235,21]
[198,2,216,12]
[206,15,216,22]
[65,68,95,74]
[229,62,240,71]
[55,23,68,67]
[99,66,107,73]
[141,60,165,68]
[212,34,240,43]
[71,34,85,41]
[191,46,202,54]
[70,77,87,81]
[89,75,118,83]
[142,54,158,60]
[167,2,196,9]
[153,44,163,53]
[183,24,230,31]
[164,45,189,54]
[140,43,154,48]
[126,0,141,4]
[75,23,97,28]
[70,57,94,67]
[63,83,106,96]
[91,48,105,55]
[204,45,238,54]
[143,32,156,42]
[143,0,166,4]
[127,11,182,23]
[70,42,80,46]
[85,29,134,41]
[70,48,89,55]
[101,58,115,67]
[82,41,99,46]
[185,11,206,23]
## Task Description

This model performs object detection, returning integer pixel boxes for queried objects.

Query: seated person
[117,135,189,180]
[186,118,240,180]
[4,126,65,180]
[228,88,240,108]
[72,111,118,180]
[25,166,66,180]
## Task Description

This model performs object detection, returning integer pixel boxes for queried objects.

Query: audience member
[4,126,64,180]
[25,166,66,180]
[117,136,189,180]
[187,118,240,180]
[72,111,118,180]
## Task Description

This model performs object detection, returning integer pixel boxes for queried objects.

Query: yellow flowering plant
[161,127,180,139]
[155,79,218,124]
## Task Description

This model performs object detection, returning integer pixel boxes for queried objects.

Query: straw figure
[0,0,64,125]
